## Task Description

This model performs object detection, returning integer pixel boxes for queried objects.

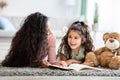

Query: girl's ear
[82,37,86,44]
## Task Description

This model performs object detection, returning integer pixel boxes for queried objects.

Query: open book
[49,63,102,71]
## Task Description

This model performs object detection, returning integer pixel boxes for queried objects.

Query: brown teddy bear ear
[103,32,109,41]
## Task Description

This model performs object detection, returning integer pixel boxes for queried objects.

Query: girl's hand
[83,62,94,66]
[66,59,81,65]
[55,61,67,67]
[41,60,51,68]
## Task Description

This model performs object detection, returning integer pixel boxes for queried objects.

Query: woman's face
[68,30,82,51]
[47,21,52,34]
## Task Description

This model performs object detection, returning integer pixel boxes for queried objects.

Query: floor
[0,76,120,80]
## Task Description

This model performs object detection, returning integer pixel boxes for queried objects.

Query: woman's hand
[41,60,51,68]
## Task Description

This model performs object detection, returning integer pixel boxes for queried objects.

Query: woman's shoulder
[48,33,56,47]
[48,33,56,40]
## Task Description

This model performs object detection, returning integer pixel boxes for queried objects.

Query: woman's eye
[68,36,71,38]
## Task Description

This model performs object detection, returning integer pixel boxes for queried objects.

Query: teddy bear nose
[109,39,114,43]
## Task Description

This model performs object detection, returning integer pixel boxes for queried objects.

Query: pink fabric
[47,33,56,64]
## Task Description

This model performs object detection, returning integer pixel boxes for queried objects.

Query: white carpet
[0,76,120,80]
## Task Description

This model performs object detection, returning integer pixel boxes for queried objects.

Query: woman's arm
[47,33,57,64]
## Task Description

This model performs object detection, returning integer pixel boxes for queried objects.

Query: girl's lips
[70,44,76,46]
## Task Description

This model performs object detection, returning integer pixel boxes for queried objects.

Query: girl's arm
[59,53,82,66]
[82,62,94,66]
[66,59,82,65]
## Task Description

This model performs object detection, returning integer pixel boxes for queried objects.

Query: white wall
[98,0,113,32]
[1,0,80,17]
[95,0,120,33]
[1,0,120,34]
[112,0,120,33]
[0,0,81,36]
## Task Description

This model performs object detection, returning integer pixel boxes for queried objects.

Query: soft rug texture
[0,65,120,76]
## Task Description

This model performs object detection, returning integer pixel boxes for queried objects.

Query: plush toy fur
[94,32,120,69]
[84,52,99,67]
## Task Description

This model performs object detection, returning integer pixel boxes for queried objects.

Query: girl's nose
[71,38,75,42]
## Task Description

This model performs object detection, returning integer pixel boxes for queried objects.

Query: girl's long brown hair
[58,21,94,60]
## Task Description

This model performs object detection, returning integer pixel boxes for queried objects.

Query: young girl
[57,21,98,67]
[1,12,56,67]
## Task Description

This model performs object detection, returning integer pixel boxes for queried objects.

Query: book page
[68,64,102,71]
[49,64,102,71]
[49,64,73,70]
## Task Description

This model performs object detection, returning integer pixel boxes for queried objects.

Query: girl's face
[68,30,82,51]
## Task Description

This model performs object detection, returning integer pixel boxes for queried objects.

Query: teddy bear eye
[110,37,113,38]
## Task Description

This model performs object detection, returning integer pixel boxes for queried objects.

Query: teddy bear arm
[100,51,114,67]
[109,56,120,69]
[84,52,99,67]
[94,47,106,55]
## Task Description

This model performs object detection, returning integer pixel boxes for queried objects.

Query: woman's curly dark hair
[58,21,94,60]
[2,12,48,67]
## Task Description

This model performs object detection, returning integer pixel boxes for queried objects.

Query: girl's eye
[75,37,78,39]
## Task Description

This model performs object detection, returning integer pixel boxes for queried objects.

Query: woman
[1,12,56,67]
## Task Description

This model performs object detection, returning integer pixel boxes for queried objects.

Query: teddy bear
[94,32,120,69]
